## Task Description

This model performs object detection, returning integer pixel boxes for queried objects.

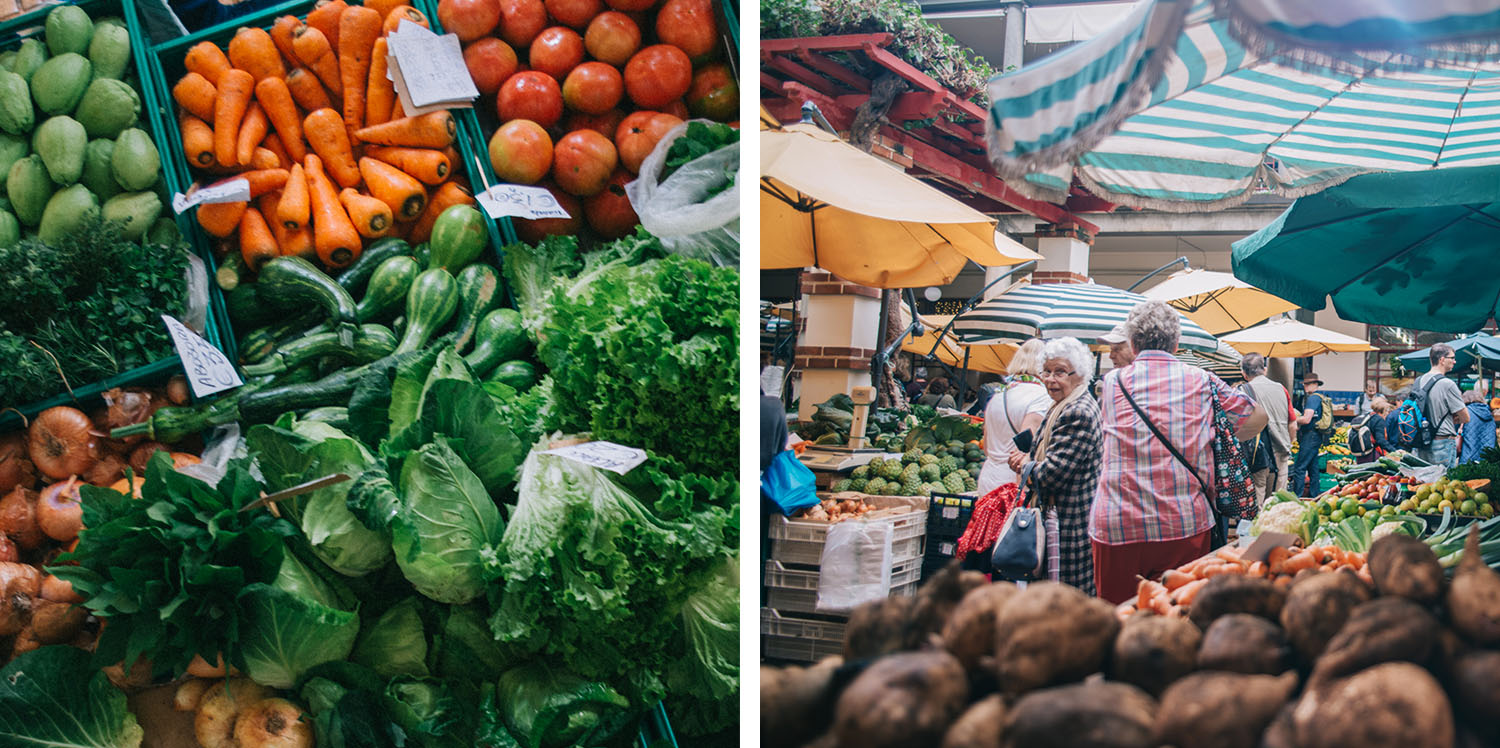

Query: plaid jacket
[1029,393,1102,596]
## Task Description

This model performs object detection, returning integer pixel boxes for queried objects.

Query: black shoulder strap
[1119,382,1215,503]
[1418,374,1442,422]
[1001,387,1020,435]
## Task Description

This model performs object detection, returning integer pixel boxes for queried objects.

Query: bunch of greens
[661,121,739,195]
[0,216,188,404]
[662,556,739,741]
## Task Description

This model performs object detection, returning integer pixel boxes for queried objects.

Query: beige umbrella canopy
[1220,318,1375,358]
[761,122,1040,289]
[1141,269,1299,335]
[900,310,1015,375]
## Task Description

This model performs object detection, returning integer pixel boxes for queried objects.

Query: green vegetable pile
[661,121,739,196]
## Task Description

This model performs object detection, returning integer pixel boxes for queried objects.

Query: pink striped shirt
[1091,351,1255,545]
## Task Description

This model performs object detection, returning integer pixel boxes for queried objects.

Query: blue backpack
[1395,376,1442,449]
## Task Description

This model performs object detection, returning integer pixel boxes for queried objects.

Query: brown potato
[1447,527,1500,645]
[1110,614,1201,698]
[1187,574,1286,630]
[833,651,969,748]
[1279,569,1372,662]
[1153,671,1297,748]
[1258,702,1298,748]
[1450,650,1500,741]
[994,583,1119,696]
[907,564,990,650]
[1292,662,1452,748]
[1367,533,1444,605]
[942,582,1019,673]
[1308,597,1440,688]
[843,596,915,661]
[1197,614,1292,675]
[1002,679,1156,748]
[942,694,1005,748]
[761,658,844,748]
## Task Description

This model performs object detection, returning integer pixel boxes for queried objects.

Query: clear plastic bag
[181,249,210,335]
[625,120,739,267]
[815,518,894,613]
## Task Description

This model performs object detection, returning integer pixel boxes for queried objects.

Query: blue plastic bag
[761,450,819,516]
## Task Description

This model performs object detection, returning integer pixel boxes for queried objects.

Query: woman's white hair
[1043,337,1094,382]
[1126,300,1181,353]
[1009,338,1046,378]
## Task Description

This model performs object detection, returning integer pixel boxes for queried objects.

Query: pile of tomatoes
[436,0,738,241]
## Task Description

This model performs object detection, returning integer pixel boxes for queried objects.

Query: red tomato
[552,129,618,196]
[437,0,501,41]
[604,0,654,11]
[659,97,689,120]
[562,62,624,114]
[563,108,627,137]
[498,0,548,47]
[614,110,681,173]
[463,38,520,96]
[497,71,564,128]
[544,0,602,29]
[583,168,639,238]
[686,63,736,121]
[654,0,716,62]
[488,119,554,184]
[583,11,640,66]
[515,182,584,241]
[529,26,585,80]
[622,44,691,109]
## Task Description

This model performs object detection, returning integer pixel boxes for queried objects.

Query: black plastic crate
[922,493,974,580]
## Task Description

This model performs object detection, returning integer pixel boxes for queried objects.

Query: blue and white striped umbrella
[986,0,1500,210]
[953,283,1220,353]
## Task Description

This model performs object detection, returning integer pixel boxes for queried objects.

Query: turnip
[1187,574,1285,630]
[942,582,1018,673]
[1279,569,1371,662]
[761,658,844,747]
[1197,614,1292,675]
[1292,662,1452,748]
[843,596,914,660]
[942,694,1005,748]
[1367,533,1444,605]
[1450,650,1500,741]
[994,582,1118,696]
[1153,671,1296,748]
[1447,527,1500,645]
[1109,614,1200,698]
[1308,596,1440,688]
[833,651,969,748]
[1002,679,1156,748]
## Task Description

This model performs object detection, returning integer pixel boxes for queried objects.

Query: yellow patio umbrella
[900,310,1015,375]
[1140,269,1299,335]
[761,122,1040,289]
[1220,317,1375,358]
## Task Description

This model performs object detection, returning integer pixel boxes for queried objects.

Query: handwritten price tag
[161,315,243,398]
[387,20,478,112]
[476,184,572,220]
[172,178,251,214]
[540,441,648,475]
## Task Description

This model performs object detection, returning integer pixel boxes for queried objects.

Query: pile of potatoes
[762,530,1500,748]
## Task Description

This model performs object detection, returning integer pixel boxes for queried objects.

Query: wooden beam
[764,55,841,98]
[886,92,947,122]
[761,33,896,54]
[861,44,990,122]
[795,50,870,93]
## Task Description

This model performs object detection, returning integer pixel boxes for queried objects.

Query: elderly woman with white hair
[1006,337,1102,595]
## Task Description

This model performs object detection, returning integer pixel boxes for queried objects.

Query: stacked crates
[922,493,976,580]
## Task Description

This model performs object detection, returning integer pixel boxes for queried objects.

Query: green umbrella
[1232,165,1500,333]
[1397,334,1500,375]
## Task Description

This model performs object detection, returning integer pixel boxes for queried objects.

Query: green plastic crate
[0,0,232,430]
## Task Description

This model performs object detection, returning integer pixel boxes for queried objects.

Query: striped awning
[985,0,1500,210]
[953,282,1219,353]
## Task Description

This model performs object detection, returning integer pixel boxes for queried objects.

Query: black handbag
[990,462,1046,581]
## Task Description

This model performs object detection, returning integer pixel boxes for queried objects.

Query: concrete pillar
[794,271,882,422]
[1031,223,1094,284]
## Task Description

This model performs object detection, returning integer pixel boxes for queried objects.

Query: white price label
[541,441,648,475]
[476,184,572,220]
[161,315,243,398]
[172,178,251,214]
[387,20,478,109]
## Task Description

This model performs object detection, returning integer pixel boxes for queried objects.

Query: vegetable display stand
[0,0,233,431]
[762,606,850,663]
[921,492,975,581]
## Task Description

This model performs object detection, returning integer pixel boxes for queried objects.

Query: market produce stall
[0,0,740,744]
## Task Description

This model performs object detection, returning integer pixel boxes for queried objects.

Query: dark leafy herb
[1448,461,1500,483]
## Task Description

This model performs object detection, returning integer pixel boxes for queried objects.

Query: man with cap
[1291,372,1330,496]
[1102,324,1135,370]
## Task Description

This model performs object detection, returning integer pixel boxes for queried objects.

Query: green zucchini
[301,406,350,429]
[1400,452,1431,467]
[451,264,503,352]
[257,256,360,346]
[216,252,246,291]
[240,324,397,376]
[244,362,321,390]
[356,255,421,322]
[427,204,488,271]
[394,268,459,355]
[335,237,411,294]
[237,313,322,363]
[224,284,281,330]
[239,362,376,424]
[462,308,528,375]
[110,394,244,442]
[486,360,536,390]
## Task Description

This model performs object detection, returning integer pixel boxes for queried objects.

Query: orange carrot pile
[173,10,474,272]
[1117,544,1371,621]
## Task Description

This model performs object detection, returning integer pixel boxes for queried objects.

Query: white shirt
[977,381,1051,496]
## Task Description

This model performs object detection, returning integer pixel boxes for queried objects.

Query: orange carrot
[364,146,449,185]
[364,0,405,20]
[228,27,286,82]
[1136,578,1165,611]
[196,201,247,238]
[354,111,455,148]
[1247,561,1268,577]
[280,225,316,258]
[1161,569,1194,592]
[407,180,470,243]
[365,38,395,128]
[248,146,281,171]
[253,77,308,163]
[1267,546,1292,575]
[213,69,255,167]
[1200,562,1239,578]
[304,154,362,268]
[304,108,362,189]
[387,94,406,124]
[339,188,393,238]
[269,16,302,66]
[1281,550,1319,575]
[1173,578,1208,606]
[1215,546,1244,562]
[292,25,343,102]
[381,5,428,34]
[260,132,291,168]
[179,115,216,168]
[239,168,290,197]
[258,190,287,247]
[235,102,270,166]
[358,156,426,220]
[278,163,310,230]
[285,67,334,112]
[184,42,232,86]
[337,6,382,140]
[172,72,218,122]
[239,205,279,271]
[305,0,348,52]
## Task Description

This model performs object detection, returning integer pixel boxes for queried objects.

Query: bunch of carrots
[1120,544,1371,620]
[171,0,478,273]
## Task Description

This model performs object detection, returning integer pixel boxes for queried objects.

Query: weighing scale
[797,386,886,474]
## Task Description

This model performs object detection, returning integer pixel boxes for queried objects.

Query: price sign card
[161,315,243,398]
[476,184,573,220]
[172,178,250,214]
[387,20,478,115]
[541,441,648,475]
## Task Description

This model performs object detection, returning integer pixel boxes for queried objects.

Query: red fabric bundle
[956,483,1022,560]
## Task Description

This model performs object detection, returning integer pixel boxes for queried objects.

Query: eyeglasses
[1040,369,1077,379]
